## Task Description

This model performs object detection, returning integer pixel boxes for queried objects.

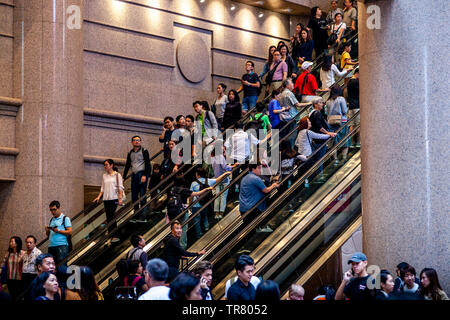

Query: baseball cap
[347,252,367,264]
[301,61,314,70]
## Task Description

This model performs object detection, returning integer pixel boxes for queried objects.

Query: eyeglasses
[132,139,141,142]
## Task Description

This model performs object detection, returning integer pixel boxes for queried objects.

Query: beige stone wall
[0,1,13,97]
[82,0,296,185]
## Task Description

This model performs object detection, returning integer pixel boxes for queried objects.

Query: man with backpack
[45,201,72,266]
[127,234,148,271]
[246,102,271,139]
[237,61,261,115]
[123,135,152,223]
[166,174,213,248]
[190,167,232,240]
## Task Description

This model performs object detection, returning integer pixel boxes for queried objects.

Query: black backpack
[116,247,140,282]
[166,187,184,221]
[160,158,172,178]
[49,215,73,252]
[245,113,265,132]
[195,178,213,206]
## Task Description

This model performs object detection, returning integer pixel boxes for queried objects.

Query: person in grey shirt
[326,0,344,24]
[123,135,151,223]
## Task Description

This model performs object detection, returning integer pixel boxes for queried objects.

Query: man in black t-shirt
[335,252,376,301]
[307,7,329,61]
[163,220,205,282]
[237,60,261,114]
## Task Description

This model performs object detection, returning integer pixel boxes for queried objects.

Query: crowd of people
[1,0,446,302]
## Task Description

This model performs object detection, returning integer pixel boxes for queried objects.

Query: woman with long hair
[93,159,124,243]
[221,89,242,131]
[418,268,449,300]
[1,236,24,300]
[75,266,105,300]
[295,29,314,65]
[213,83,228,130]
[279,44,299,79]
[34,272,59,301]
[325,84,350,164]
[320,54,349,89]
[260,45,277,97]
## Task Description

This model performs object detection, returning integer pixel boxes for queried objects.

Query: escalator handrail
[188,118,361,269]
[64,105,263,264]
[36,147,165,249]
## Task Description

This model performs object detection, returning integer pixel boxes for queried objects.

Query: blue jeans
[48,245,69,266]
[242,95,258,112]
[179,211,189,249]
[192,206,209,239]
[131,171,148,219]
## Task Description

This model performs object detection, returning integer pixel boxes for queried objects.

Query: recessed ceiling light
[256,1,264,5]
[258,12,264,18]
[200,0,205,3]
[231,4,236,11]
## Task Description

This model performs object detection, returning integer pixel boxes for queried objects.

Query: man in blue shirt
[190,167,231,239]
[239,163,279,230]
[45,201,72,265]
[227,255,257,301]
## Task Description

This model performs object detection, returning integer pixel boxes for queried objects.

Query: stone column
[1,0,84,247]
[359,0,450,291]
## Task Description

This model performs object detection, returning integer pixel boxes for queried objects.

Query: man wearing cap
[294,61,326,103]
[335,252,375,301]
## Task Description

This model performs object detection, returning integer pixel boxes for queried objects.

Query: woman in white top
[214,83,229,130]
[320,55,349,89]
[93,159,124,243]
[295,116,331,158]
[330,12,346,46]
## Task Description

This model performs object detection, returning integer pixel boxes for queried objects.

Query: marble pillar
[0,0,84,250]
[359,0,450,292]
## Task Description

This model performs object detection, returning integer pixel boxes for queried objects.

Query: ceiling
[231,0,312,16]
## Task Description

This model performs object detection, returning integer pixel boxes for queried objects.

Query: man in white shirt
[224,121,260,198]
[224,121,260,164]
[138,258,171,300]
[22,235,42,291]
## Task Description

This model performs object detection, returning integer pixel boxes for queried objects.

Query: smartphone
[351,269,355,276]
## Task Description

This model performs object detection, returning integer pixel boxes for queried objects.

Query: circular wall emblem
[176,33,209,83]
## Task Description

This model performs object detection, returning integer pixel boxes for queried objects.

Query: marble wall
[359,0,450,292]
[0,2,13,97]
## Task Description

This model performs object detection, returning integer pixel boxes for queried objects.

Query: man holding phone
[335,252,375,301]
[192,261,214,300]
[45,201,72,266]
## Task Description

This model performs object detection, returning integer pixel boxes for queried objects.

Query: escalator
[36,149,165,254]
[183,124,361,300]
[49,57,359,299]
[95,100,318,295]
[84,67,359,297]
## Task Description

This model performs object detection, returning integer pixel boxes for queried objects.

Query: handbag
[115,172,127,203]
[278,110,292,122]
[327,23,343,46]
[265,61,282,85]
[327,100,342,126]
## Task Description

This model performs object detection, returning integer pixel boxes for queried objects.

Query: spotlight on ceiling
[200,0,205,3]
[230,4,236,11]
[256,1,264,5]
[258,12,264,18]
